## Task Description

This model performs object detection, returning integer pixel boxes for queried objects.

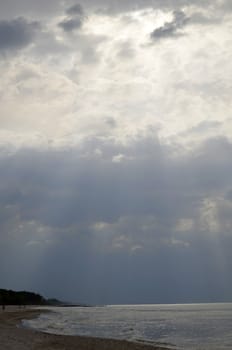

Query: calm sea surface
[22,303,232,350]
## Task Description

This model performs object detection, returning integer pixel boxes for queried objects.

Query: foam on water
[22,303,232,350]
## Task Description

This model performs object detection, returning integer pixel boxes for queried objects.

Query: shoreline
[0,308,172,350]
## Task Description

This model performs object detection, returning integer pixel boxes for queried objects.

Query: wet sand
[0,308,171,350]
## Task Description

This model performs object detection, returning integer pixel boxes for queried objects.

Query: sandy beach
[0,308,170,350]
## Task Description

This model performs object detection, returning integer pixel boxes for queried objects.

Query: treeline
[0,289,46,306]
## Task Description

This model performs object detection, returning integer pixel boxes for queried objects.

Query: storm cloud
[58,3,86,32]
[1,134,232,303]
[66,3,84,16]
[58,17,83,32]
[0,17,39,52]
[0,0,232,304]
[151,10,189,40]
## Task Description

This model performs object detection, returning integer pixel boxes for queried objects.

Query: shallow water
[23,303,232,349]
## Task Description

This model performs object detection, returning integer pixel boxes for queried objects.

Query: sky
[0,0,232,305]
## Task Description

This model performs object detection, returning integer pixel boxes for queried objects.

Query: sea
[22,303,232,350]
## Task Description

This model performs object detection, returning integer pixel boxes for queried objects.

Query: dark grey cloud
[58,3,86,32]
[150,8,218,43]
[151,10,189,40]
[0,17,40,52]
[58,17,83,32]
[66,3,84,16]
[0,135,232,232]
[1,135,232,303]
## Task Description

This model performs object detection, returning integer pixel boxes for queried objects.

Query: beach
[0,308,169,350]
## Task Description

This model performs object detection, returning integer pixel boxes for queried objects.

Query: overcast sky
[0,0,232,305]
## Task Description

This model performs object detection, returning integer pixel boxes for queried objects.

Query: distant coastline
[0,288,88,308]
